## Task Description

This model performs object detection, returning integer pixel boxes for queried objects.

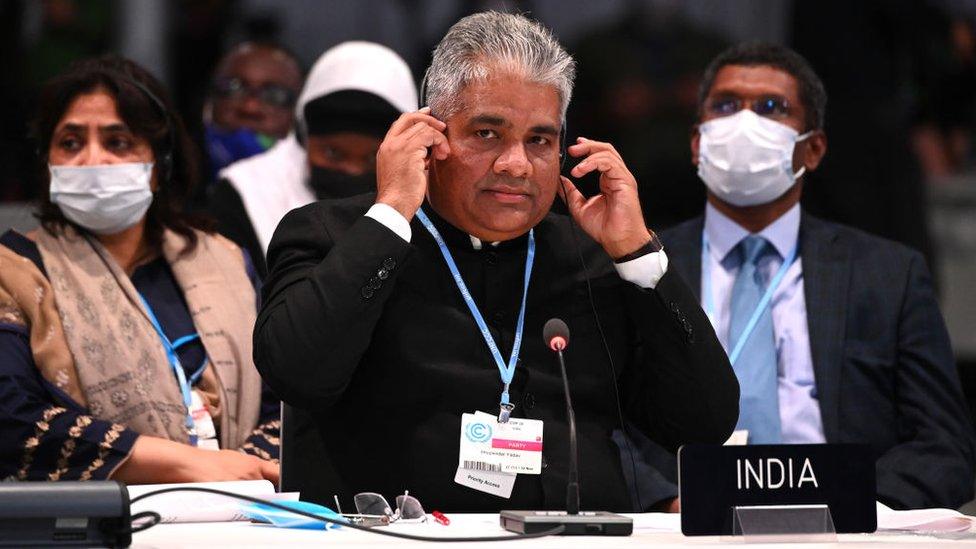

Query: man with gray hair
[255,11,738,511]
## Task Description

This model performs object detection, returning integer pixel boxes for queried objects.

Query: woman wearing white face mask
[0,56,279,484]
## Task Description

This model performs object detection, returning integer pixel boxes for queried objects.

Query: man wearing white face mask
[619,43,974,512]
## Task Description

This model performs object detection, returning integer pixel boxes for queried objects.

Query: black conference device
[0,480,132,547]
[500,318,633,536]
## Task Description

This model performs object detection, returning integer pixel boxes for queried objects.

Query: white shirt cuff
[614,249,669,289]
[365,203,412,242]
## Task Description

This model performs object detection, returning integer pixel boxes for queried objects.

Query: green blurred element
[256,133,277,150]
[27,0,115,87]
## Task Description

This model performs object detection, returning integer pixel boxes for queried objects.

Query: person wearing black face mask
[307,169,376,200]
[303,90,402,200]
[208,42,417,278]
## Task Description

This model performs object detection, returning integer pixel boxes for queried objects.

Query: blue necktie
[729,235,782,444]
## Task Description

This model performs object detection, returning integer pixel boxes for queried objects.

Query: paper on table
[876,501,976,533]
[630,512,682,532]
[128,480,300,523]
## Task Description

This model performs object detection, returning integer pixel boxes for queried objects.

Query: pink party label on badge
[492,438,543,452]
[459,412,544,475]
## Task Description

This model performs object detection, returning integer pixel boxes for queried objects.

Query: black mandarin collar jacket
[255,193,738,512]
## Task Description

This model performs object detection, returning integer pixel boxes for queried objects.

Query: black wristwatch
[613,230,664,263]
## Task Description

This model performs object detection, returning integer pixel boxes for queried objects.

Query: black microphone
[543,318,570,352]
[499,318,633,536]
[543,318,579,515]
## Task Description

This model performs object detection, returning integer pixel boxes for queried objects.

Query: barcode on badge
[463,460,501,472]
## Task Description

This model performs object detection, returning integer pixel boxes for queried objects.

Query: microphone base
[500,510,633,536]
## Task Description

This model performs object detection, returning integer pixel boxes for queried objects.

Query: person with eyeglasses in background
[0,55,280,485]
[616,42,975,513]
[207,41,417,278]
[202,42,304,183]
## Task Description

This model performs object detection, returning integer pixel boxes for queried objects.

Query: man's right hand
[375,107,450,220]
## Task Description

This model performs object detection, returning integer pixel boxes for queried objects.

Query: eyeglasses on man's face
[705,94,792,119]
[213,77,297,109]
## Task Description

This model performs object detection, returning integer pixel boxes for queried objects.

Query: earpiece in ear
[419,66,432,110]
[559,121,568,171]
[157,151,174,183]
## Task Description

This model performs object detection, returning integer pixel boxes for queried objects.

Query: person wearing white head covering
[208,41,418,277]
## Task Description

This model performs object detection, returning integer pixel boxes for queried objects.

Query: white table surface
[132,513,976,548]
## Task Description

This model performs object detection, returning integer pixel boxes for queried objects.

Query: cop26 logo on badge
[466,421,492,443]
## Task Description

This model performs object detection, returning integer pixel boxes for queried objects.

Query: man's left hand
[559,137,651,259]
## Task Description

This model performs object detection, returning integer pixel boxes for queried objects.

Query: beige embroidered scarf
[0,226,261,449]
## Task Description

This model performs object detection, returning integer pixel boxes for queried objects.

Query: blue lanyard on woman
[701,233,798,366]
[415,208,535,423]
[138,294,208,446]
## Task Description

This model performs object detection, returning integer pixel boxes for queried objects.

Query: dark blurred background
[2,0,976,421]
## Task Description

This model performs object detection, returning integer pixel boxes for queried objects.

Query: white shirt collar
[704,201,801,262]
[469,235,500,250]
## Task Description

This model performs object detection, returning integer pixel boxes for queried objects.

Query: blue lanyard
[138,294,208,445]
[701,233,797,366]
[415,208,535,423]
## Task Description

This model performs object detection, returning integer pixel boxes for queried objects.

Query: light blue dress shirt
[702,202,825,444]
